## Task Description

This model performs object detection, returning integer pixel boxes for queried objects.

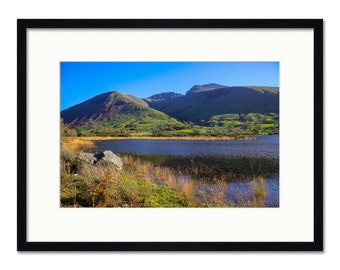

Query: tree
[60,118,77,137]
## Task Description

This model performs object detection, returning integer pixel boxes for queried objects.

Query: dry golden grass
[70,136,254,141]
[61,137,94,153]
[252,175,267,207]
[60,139,268,208]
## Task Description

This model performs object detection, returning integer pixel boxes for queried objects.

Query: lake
[93,135,279,207]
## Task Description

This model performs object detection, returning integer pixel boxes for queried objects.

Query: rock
[100,150,123,169]
[76,150,123,169]
[76,152,97,164]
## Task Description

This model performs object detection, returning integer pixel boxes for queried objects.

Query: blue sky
[60,62,279,110]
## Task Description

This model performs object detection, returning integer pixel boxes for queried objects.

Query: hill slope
[61,91,183,130]
[146,84,279,122]
[146,92,184,102]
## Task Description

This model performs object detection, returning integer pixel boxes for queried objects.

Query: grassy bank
[60,137,267,207]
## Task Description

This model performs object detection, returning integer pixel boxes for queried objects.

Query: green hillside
[147,85,279,123]
[61,85,279,137]
[61,91,184,136]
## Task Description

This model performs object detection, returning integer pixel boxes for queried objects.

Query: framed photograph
[17,19,323,251]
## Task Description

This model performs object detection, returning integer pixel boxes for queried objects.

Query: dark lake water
[94,135,279,158]
[94,135,279,207]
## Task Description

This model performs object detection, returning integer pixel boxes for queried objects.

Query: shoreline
[63,135,256,141]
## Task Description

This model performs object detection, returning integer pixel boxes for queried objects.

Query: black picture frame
[17,19,323,251]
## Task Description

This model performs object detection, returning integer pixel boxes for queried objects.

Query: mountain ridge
[61,84,279,133]
[146,84,279,122]
[186,83,228,95]
[146,92,184,102]
[61,91,182,130]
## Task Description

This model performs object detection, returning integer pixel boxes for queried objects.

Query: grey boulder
[100,150,123,169]
[76,152,97,164]
[76,150,123,169]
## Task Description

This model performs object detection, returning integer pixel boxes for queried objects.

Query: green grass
[175,129,193,133]
[233,121,243,126]
[146,185,194,207]
[260,123,276,128]
[202,113,279,135]
[62,112,279,138]
[129,132,152,136]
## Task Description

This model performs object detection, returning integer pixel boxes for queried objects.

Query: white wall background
[0,0,337,269]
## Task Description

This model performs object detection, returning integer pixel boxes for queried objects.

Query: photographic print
[18,19,322,251]
[60,62,279,208]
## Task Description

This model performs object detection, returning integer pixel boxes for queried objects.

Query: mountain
[144,92,184,112]
[146,84,279,122]
[61,84,279,134]
[146,92,183,102]
[61,91,183,130]
[186,83,227,95]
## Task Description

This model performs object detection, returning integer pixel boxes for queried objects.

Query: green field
[61,112,279,138]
